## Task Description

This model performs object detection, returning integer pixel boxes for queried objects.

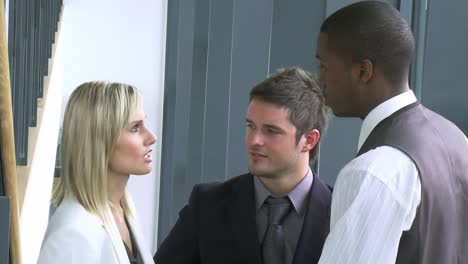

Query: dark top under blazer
[154,173,332,264]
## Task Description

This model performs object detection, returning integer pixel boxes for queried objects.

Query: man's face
[316,32,358,117]
[245,99,306,180]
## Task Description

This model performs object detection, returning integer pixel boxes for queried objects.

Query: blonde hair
[53,81,141,226]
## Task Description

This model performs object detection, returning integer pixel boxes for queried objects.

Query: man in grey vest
[314,1,468,263]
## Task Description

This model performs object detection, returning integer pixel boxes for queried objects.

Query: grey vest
[357,102,468,264]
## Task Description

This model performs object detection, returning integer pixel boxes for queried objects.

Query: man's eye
[266,128,279,134]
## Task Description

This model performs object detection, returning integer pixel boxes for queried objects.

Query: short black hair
[249,67,329,162]
[320,1,415,86]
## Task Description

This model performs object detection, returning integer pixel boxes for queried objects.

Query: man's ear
[359,58,373,83]
[301,129,320,153]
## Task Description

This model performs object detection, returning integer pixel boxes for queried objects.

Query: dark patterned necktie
[262,196,292,264]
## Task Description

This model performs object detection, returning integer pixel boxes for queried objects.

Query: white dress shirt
[319,90,422,264]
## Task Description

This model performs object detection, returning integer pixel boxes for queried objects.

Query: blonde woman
[38,82,156,263]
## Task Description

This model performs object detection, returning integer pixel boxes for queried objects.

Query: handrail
[0,1,21,263]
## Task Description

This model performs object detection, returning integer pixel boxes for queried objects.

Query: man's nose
[248,131,264,146]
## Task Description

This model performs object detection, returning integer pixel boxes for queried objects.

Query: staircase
[1,1,64,263]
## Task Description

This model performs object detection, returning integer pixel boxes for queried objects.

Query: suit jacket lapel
[226,174,262,264]
[292,174,331,264]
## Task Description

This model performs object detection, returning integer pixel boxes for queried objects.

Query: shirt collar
[254,168,313,215]
[358,90,417,151]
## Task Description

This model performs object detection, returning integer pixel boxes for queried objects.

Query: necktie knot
[265,196,292,225]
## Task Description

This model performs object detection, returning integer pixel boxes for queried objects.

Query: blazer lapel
[292,174,331,264]
[127,217,154,264]
[226,174,262,264]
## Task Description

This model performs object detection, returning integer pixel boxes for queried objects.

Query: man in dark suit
[154,67,332,264]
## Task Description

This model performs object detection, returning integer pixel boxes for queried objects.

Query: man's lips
[249,151,267,160]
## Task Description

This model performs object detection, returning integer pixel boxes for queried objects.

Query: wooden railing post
[0,0,21,263]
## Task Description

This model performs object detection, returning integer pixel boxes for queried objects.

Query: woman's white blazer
[37,198,153,264]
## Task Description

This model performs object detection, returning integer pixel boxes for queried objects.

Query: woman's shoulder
[38,199,116,263]
[45,199,108,243]
[39,200,115,264]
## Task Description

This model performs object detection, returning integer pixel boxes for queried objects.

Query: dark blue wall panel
[226,0,274,178]
[421,0,468,134]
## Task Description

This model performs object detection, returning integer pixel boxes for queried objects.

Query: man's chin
[330,108,354,118]
[248,167,275,179]
[248,166,264,177]
[331,110,344,117]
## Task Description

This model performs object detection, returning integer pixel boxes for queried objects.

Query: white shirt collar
[358,90,417,151]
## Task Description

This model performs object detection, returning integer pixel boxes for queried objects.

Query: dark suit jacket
[154,173,332,264]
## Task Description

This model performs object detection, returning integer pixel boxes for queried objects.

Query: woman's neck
[107,172,130,206]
